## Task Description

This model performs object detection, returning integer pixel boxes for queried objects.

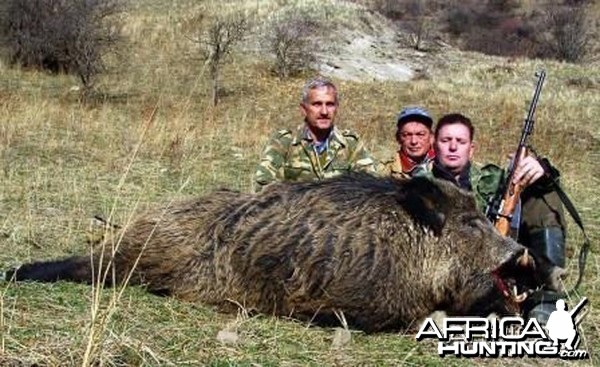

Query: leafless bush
[263,11,319,79]
[539,5,592,63]
[186,11,248,106]
[401,0,431,50]
[0,0,125,91]
[366,0,441,51]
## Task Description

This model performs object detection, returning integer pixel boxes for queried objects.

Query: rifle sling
[550,179,591,295]
[533,152,590,295]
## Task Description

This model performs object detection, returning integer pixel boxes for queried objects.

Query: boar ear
[395,177,452,236]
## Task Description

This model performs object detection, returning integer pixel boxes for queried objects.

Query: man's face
[300,86,338,132]
[435,123,474,174]
[397,122,433,161]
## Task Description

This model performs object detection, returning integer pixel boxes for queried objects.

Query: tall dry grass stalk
[77,105,205,365]
[0,285,6,354]
[80,104,158,365]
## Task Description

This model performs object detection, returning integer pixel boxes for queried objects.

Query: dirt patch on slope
[314,18,453,82]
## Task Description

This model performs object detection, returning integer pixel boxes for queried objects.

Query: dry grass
[0,0,599,365]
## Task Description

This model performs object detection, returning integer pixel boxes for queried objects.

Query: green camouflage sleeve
[471,163,505,212]
[254,129,292,190]
[475,164,505,203]
[344,132,376,173]
[352,140,376,173]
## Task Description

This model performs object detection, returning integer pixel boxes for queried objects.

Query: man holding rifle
[415,112,566,323]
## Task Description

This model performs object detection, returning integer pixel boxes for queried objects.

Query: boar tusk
[514,292,528,303]
[516,249,534,268]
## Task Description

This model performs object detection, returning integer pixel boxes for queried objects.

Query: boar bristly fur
[6,174,558,332]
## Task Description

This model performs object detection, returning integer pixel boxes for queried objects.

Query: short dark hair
[435,113,475,141]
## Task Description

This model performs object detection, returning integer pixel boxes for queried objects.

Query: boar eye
[461,215,478,226]
[461,215,484,232]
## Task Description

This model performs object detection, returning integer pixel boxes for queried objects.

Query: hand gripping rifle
[485,70,546,237]
[486,71,590,295]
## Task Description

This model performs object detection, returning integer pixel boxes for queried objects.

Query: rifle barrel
[519,70,546,147]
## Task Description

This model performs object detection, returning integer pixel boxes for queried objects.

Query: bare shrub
[186,11,248,106]
[539,5,592,63]
[366,0,449,51]
[0,0,125,91]
[401,0,432,50]
[262,10,319,79]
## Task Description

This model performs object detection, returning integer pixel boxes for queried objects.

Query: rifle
[485,70,546,236]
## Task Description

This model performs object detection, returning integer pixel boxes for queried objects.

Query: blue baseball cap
[396,106,433,129]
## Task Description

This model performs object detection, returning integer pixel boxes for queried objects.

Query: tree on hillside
[540,4,593,63]
[403,0,431,50]
[186,11,248,106]
[262,9,319,79]
[0,0,125,94]
[369,0,435,50]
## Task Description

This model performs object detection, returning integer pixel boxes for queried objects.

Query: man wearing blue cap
[379,106,436,179]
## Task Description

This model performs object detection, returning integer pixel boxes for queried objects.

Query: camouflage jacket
[414,161,504,212]
[254,125,376,190]
[468,164,505,212]
[378,149,436,180]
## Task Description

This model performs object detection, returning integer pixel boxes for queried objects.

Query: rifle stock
[494,148,527,236]
[487,71,546,236]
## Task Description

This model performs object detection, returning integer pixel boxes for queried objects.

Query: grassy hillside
[0,0,598,365]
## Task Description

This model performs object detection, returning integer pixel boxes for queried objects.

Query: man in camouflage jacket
[415,112,567,324]
[254,78,375,189]
[414,113,566,268]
